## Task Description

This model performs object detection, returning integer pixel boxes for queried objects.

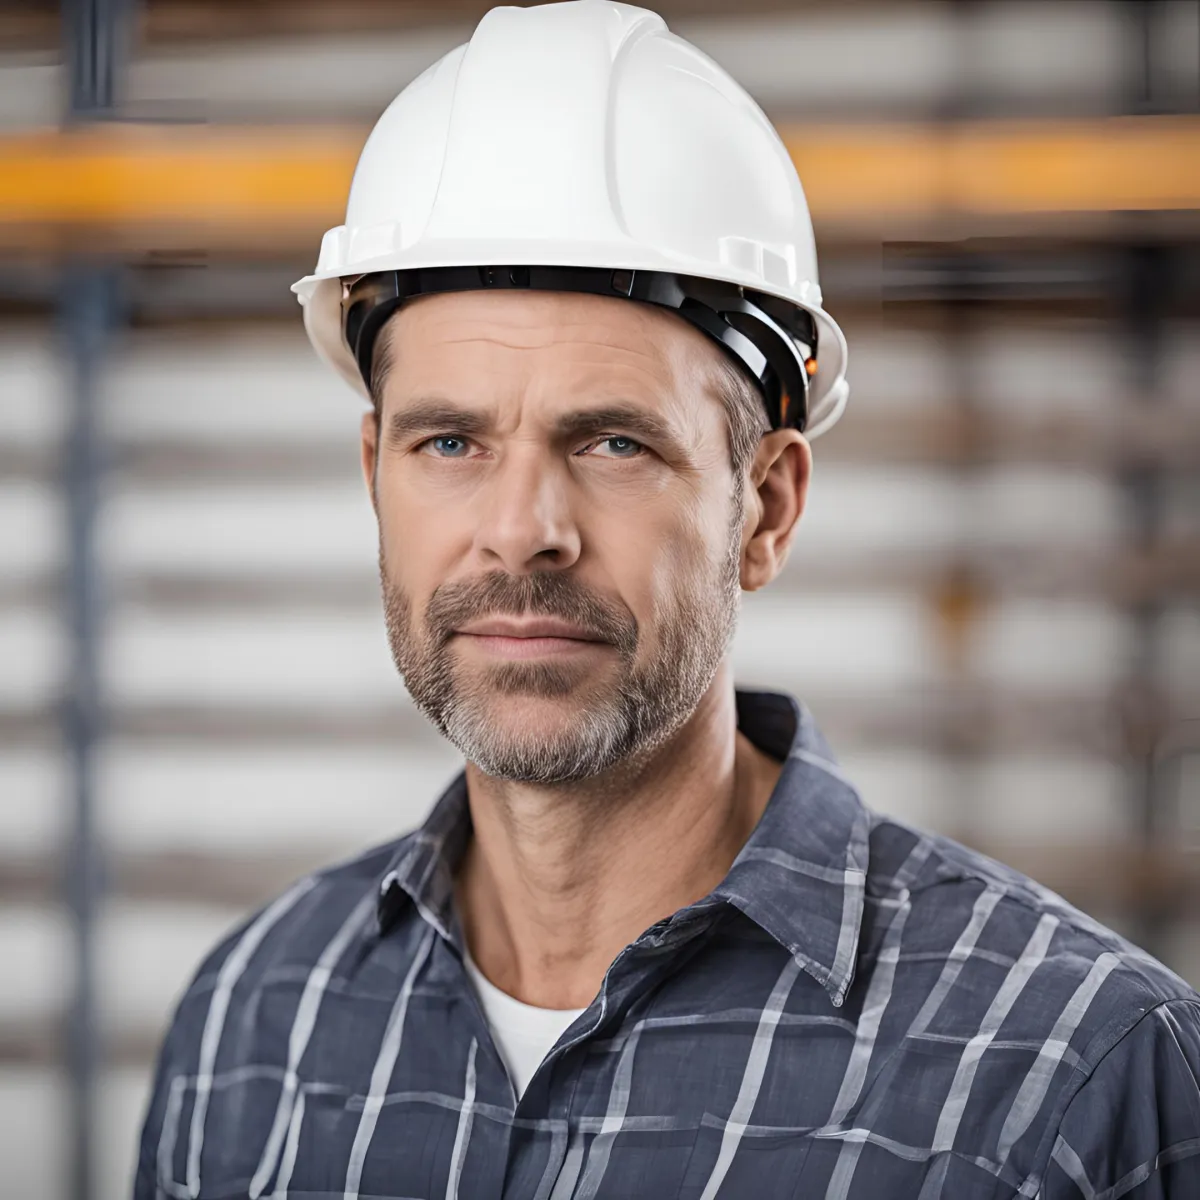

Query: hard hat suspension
[341,265,817,432]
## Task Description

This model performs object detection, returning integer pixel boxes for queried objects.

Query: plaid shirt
[136,690,1200,1199]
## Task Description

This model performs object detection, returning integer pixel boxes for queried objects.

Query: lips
[455,618,603,641]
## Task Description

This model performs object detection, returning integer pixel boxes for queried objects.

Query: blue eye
[592,436,643,458]
[428,436,471,457]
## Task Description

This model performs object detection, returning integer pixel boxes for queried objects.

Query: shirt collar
[712,690,869,1007]
[376,770,470,947]
[377,688,870,1008]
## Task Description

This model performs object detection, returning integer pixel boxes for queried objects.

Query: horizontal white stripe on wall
[0,904,70,1021]
[96,742,460,852]
[99,484,376,575]
[3,320,1196,453]
[0,746,1143,858]
[0,607,66,705]
[9,2,1197,132]
[109,2,1143,122]
[0,598,1187,710]
[103,326,363,443]
[0,480,63,580]
[0,1069,68,1200]
[0,750,67,855]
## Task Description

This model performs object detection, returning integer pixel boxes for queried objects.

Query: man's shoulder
[863,810,1198,1060]
[173,833,414,1016]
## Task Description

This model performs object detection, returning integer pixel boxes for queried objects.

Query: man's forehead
[378,288,727,419]
[387,287,690,353]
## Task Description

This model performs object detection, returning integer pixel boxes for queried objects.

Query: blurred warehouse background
[1,0,1199,1196]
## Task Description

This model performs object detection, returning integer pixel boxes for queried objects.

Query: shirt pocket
[154,1069,277,1198]
[678,1124,812,1200]
[156,1070,465,1200]
[155,1068,361,1199]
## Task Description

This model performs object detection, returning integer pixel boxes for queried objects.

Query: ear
[360,408,379,514]
[740,429,812,592]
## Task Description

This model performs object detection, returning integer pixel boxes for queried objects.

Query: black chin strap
[341,265,817,431]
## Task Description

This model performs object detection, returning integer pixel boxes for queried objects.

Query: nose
[471,447,582,575]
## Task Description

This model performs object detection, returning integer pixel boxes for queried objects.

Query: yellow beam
[0,125,361,226]
[0,117,1198,250]
[786,117,1200,218]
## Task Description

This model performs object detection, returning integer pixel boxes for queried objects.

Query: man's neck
[453,664,784,1009]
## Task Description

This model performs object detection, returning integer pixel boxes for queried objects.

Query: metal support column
[60,264,123,1200]
[1119,0,1171,955]
[65,0,135,121]
[60,3,135,1198]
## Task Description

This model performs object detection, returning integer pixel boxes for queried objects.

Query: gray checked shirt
[136,689,1200,1198]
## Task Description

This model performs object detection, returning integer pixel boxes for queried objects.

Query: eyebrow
[385,400,490,445]
[553,405,682,454]
[386,398,686,456]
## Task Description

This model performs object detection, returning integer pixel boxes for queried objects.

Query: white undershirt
[461,945,588,1100]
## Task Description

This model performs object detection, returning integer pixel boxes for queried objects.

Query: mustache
[425,571,638,655]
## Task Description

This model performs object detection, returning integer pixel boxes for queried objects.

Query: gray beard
[380,500,744,785]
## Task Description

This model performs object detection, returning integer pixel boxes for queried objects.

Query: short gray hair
[710,354,770,478]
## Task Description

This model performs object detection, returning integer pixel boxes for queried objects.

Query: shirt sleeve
[1041,997,1200,1199]
[133,1016,181,1199]
[131,928,238,1198]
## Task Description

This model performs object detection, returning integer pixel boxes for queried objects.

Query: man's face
[364,288,747,784]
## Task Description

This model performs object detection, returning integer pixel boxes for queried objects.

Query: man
[136,2,1200,1197]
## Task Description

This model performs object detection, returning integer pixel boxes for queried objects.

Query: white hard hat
[292,0,849,438]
